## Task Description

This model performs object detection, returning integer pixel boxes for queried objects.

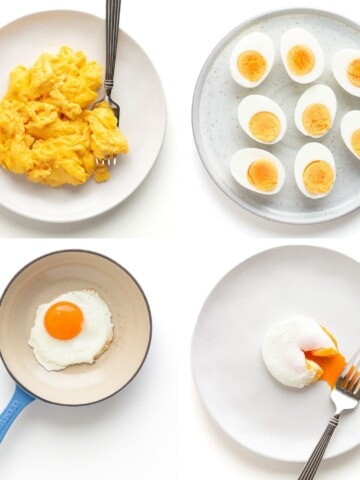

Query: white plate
[0,10,166,223]
[191,246,360,462]
[192,9,360,224]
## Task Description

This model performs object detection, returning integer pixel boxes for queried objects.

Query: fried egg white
[29,289,113,371]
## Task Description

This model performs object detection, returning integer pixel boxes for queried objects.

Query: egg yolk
[249,111,281,142]
[287,45,315,76]
[347,59,360,87]
[44,301,84,340]
[304,351,346,388]
[247,159,278,192]
[237,50,267,82]
[303,160,334,194]
[351,129,360,156]
[302,103,332,136]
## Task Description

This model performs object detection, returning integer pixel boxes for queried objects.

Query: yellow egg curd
[247,159,278,192]
[237,50,267,82]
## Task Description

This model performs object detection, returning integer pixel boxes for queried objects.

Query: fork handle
[105,0,122,89]
[297,414,340,480]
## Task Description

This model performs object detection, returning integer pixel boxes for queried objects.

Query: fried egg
[341,110,360,159]
[294,85,337,138]
[230,32,274,88]
[230,148,285,194]
[237,95,287,144]
[294,143,335,198]
[280,28,325,84]
[332,49,360,97]
[29,289,113,371]
[261,315,345,389]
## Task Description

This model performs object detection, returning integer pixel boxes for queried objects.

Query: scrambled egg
[0,46,128,187]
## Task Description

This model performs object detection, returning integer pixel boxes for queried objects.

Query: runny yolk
[249,111,281,142]
[347,59,360,87]
[351,129,360,156]
[304,350,346,388]
[44,301,83,340]
[287,45,315,76]
[247,159,278,192]
[302,103,332,136]
[303,160,334,195]
[237,50,267,82]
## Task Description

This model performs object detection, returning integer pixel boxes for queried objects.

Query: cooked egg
[332,49,360,97]
[230,148,285,194]
[230,32,274,88]
[237,95,287,144]
[294,143,335,198]
[261,315,345,389]
[294,85,337,138]
[341,110,360,159]
[28,289,114,371]
[280,28,325,84]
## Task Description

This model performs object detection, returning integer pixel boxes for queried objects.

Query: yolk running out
[44,301,83,340]
[304,350,346,388]
[303,160,334,195]
[351,129,360,156]
[249,111,281,142]
[302,103,332,136]
[247,159,278,192]
[287,45,315,76]
[347,59,360,87]
[237,50,267,82]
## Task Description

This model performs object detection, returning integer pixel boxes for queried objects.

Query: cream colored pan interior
[0,250,151,405]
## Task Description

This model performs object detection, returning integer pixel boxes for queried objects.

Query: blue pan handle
[0,384,35,442]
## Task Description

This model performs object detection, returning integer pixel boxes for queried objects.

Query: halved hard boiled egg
[237,95,287,144]
[332,49,360,97]
[261,315,345,389]
[294,143,335,198]
[341,110,360,159]
[230,32,274,88]
[230,148,285,194]
[294,84,337,138]
[280,28,325,84]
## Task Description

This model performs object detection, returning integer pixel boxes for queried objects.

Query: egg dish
[0,46,128,187]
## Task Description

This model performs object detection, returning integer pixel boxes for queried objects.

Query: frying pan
[0,249,152,441]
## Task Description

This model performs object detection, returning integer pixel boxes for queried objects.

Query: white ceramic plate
[192,246,360,462]
[0,10,166,223]
[192,9,360,224]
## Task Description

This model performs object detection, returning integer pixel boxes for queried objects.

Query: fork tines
[338,349,360,394]
[95,156,117,167]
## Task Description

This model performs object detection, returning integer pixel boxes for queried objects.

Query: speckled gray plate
[192,8,360,224]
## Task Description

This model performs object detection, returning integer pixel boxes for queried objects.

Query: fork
[298,347,360,480]
[94,0,122,167]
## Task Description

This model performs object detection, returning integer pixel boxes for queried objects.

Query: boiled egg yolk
[303,160,334,194]
[347,59,360,87]
[302,104,331,136]
[247,159,278,192]
[237,50,267,82]
[351,129,360,156]
[44,301,84,340]
[249,111,281,142]
[287,45,315,76]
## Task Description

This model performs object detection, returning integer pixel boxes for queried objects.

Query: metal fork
[298,347,360,480]
[94,0,122,166]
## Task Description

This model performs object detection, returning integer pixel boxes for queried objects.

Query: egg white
[230,32,274,88]
[28,290,114,371]
[237,95,287,144]
[294,84,337,138]
[332,49,360,97]
[280,28,325,84]
[230,147,285,195]
[341,110,360,159]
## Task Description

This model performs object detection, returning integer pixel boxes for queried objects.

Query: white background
[1,1,360,480]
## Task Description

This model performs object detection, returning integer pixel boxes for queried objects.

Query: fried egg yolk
[44,301,84,340]
[347,59,360,87]
[237,50,267,82]
[351,129,360,156]
[287,45,315,76]
[249,111,281,142]
[302,103,332,136]
[247,159,278,192]
[303,160,334,194]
